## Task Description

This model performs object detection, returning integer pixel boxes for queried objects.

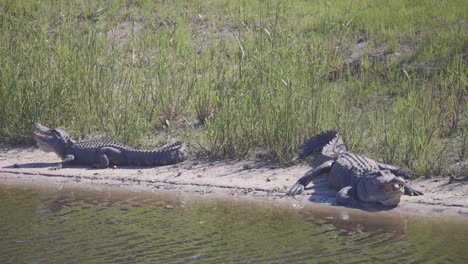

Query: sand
[1,146,467,218]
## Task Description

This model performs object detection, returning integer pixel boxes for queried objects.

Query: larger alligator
[287,131,423,207]
[33,123,186,169]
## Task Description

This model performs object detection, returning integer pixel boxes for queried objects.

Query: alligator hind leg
[92,147,123,169]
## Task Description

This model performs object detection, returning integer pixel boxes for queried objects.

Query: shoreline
[1,147,467,218]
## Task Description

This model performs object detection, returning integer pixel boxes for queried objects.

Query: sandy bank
[1,146,467,218]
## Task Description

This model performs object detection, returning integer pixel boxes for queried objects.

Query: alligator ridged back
[72,141,136,151]
[71,141,186,166]
[321,132,346,158]
[335,152,379,173]
[293,131,347,161]
[329,152,380,189]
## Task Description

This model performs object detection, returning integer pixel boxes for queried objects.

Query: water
[0,182,467,264]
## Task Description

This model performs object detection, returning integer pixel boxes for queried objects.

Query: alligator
[33,123,186,169]
[287,131,423,207]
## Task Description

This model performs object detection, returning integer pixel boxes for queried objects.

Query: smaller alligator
[287,131,423,207]
[33,123,186,169]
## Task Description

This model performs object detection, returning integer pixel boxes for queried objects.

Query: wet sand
[1,146,467,218]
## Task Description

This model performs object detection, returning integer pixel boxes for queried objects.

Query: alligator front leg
[403,183,423,196]
[336,186,360,208]
[287,160,334,196]
[50,155,75,170]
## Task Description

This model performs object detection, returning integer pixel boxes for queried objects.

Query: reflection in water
[0,183,467,263]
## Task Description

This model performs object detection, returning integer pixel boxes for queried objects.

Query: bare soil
[1,146,467,218]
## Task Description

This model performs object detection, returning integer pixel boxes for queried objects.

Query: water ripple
[1,184,467,263]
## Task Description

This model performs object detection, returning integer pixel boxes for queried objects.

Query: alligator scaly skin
[327,152,380,189]
[287,131,423,207]
[66,141,186,166]
[33,123,186,169]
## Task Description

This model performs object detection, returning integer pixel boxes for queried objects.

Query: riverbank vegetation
[1,0,466,176]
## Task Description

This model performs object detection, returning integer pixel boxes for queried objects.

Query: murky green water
[0,182,467,264]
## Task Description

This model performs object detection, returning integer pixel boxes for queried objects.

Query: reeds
[1,0,466,175]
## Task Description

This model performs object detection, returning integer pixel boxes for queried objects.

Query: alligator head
[356,170,406,206]
[33,123,75,158]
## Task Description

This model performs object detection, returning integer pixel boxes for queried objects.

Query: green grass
[0,0,467,176]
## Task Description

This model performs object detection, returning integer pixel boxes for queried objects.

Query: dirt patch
[1,146,467,218]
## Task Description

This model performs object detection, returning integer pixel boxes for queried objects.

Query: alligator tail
[127,141,187,166]
[150,141,187,165]
[292,131,346,161]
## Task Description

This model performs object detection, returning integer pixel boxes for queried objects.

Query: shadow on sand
[3,162,59,169]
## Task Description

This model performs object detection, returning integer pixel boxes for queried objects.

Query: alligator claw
[49,164,62,170]
[286,183,305,196]
[404,185,423,196]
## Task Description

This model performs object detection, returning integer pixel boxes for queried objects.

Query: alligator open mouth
[378,183,404,192]
[33,124,52,141]
[33,123,56,152]
[33,123,52,134]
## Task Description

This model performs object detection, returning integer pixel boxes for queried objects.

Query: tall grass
[0,0,466,176]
